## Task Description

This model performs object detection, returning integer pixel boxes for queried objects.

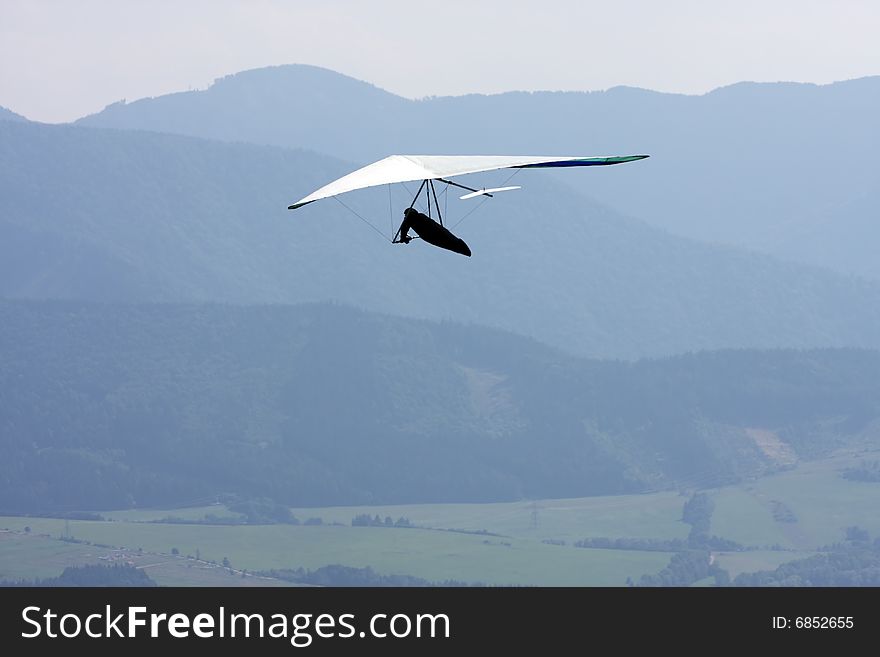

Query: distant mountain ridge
[76,64,880,280]
[4,120,880,359]
[0,105,28,122]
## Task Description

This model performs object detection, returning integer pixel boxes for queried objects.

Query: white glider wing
[288,154,648,209]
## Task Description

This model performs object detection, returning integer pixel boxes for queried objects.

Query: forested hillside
[2,299,877,513]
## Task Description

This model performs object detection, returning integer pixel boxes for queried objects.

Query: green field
[4,451,878,586]
[710,451,880,549]
[286,491,691,542]
[96,493,691,543]
[101,505,244,523]
[0,531,289,586]
[0,521,671,586]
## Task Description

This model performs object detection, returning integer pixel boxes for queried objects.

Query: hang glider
[287,153,649,256]
[288,154,648,209]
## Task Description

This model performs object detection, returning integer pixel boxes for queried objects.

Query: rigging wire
[450,168,523,230]
[399,180,429,214]
[332,195,392,242]
[338,168,521,240]
[388,183,393,237]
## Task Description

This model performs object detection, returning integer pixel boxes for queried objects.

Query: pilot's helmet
[404,207,417,217]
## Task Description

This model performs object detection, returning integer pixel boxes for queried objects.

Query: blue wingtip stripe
[516,155,649,169]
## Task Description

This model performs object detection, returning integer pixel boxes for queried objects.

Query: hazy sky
[2,0,879,123]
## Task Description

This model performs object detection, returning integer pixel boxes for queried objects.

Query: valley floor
[2,448,878,586]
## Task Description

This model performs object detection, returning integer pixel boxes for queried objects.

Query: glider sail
[287,154,648,210]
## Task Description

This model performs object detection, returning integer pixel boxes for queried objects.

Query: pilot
[395,207,471,257]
